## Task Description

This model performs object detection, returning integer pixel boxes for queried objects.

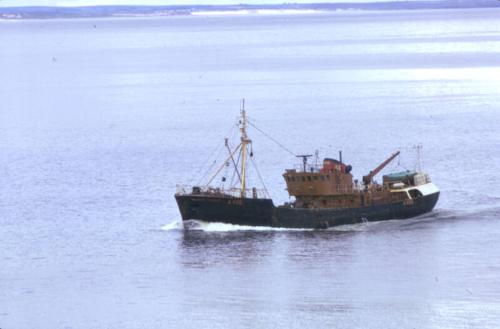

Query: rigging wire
[247,120,296,157]
[393,149,408,171]
[397,144,424,171]
[195,123,238,186]
[250,155,271,199]
[204,143,242,188]
[196,145,224,186]
[229,149,242,188]
[226,140,242,185]
[392,146,424,172]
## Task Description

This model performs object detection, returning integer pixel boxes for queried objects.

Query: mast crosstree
[204,99,254,198]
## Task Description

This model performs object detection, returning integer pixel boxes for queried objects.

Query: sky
[0,0,437,7]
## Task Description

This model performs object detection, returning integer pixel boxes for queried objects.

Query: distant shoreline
[1,1,500,20]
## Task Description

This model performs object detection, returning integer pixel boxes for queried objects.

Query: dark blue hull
[175,192,439,229]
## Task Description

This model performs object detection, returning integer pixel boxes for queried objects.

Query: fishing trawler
[175,102,439,229]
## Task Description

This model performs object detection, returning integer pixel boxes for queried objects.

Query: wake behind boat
[175,102,439,229]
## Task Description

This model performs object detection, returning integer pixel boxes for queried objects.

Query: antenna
[296,154,313,172]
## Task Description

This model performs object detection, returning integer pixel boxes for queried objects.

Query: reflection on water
[180,230,278,268]
[170,209,500,328]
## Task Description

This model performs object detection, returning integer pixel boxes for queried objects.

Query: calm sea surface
[1,8,500,329]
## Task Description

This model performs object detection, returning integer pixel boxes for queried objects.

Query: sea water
[1,8,500,329]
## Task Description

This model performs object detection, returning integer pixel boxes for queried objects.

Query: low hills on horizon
[1,0,500,19]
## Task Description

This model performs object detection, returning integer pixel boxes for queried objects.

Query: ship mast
[239,99,251,198]
[202,100,255,198]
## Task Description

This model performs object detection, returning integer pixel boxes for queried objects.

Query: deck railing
[176,185,269,199]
